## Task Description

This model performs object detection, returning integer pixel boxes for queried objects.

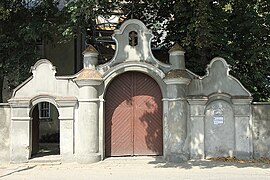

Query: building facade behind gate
[0,19,269,164]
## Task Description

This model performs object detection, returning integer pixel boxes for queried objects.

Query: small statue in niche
[129,31,138,47]
[212,104,224,116]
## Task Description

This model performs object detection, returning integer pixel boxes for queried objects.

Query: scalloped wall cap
[83,44,98,54]
[168,43,185,53]
[75,69,102,80]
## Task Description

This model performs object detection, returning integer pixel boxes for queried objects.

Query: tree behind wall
[0,0,61,102]
[155,0,270,101]
[1,0,269,102]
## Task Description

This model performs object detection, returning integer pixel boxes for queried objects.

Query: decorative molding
[58,117,74,120]
[11,76,34,98]
[56,97,77,107]
[162,98,187,101]
[97,19,170,73]
[78,98,101,102]
[232,98,253,105]
[169,51,185,56]
[102,61,166,80]
[30,59,56,72]
[187,96,208,105]
[30,94,57,107]
[11,117,31,121]
[8,98,31,108]
[252,102,270,105]
[207,93,232,105]
[0,103,10,108]
[75,79,103,87]
[201,57,252,96]
[164,78,191,85]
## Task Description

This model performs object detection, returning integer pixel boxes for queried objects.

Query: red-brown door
[32,105,39,155]
[105,72,163,157]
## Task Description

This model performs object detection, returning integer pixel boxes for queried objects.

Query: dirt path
[1,157,270,180]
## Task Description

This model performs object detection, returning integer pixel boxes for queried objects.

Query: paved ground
[1,157,270,180]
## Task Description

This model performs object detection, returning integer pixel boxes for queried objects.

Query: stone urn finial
[168,43,186,70]
[168,43,185,54]
[83,44,99,69]
[165,43,190,85]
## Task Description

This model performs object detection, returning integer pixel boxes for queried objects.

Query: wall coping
[0,103,10,107]
[252,102,270,105]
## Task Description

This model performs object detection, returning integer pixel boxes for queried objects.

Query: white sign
[213,116,224,125]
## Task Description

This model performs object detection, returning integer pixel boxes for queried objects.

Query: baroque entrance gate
[105,72,163,156]
[5,19,253,164]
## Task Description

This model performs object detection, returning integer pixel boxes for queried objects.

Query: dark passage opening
[31,102,60,158]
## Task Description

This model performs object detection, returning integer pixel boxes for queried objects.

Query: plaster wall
[165,81,190,162]
[204,100,234,158]
[13,60,79,98]
[188,58,250,97]
[0,104,10,163]
[252,103,270,158]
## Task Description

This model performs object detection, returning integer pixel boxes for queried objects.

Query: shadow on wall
[138,97,163,155]
[134,71,163,156]
[104,71,134,157]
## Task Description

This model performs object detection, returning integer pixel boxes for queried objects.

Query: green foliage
[1,0,269,101]
[0,0,62,101]
[153,0,270,101]
[60,0,120,39]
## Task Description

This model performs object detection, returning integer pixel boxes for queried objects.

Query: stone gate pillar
[56,98,77,162]
[8,99,31,163]
[74,45,103,163]
[164,44,191,162]
[187,97,207,159]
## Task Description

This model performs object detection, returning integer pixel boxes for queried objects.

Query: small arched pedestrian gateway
[31,102,60,157]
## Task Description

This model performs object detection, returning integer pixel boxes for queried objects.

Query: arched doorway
[105,72,163,157]
[31,102,60,158]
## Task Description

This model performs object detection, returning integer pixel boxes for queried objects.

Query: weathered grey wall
[0,104,10,163]
[205,100,235,158]
[252,103,270,158]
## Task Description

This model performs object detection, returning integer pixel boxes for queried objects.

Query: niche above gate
[98,19,170,73]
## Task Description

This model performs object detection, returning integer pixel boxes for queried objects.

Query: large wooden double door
[105,72,163,156]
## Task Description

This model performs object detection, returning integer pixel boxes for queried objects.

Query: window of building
[38,102,51,120]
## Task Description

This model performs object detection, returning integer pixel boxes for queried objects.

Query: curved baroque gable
[189,57,251,97]
[98,19,170,74]
[11,59,78,99]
